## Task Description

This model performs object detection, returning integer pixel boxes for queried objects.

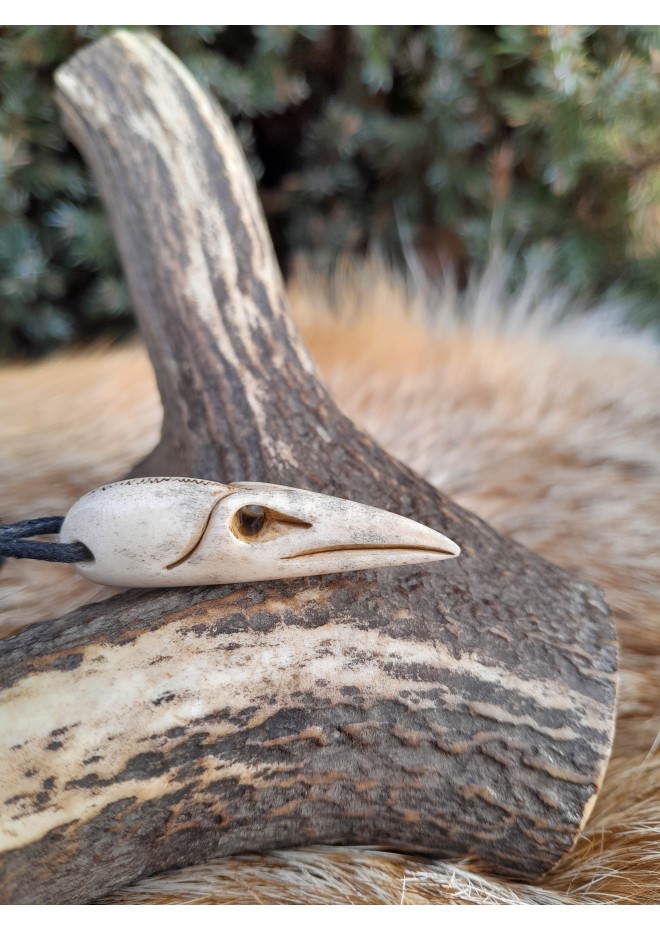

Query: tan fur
[1,260,659,903]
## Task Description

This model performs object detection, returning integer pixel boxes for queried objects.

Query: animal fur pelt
[1,260,659,904]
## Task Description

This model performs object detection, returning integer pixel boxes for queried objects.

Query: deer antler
[0,31,616,904]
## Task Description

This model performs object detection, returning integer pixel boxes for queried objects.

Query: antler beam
[0,31,616,904]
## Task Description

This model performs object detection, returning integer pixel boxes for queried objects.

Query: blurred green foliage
[1,25,660,356]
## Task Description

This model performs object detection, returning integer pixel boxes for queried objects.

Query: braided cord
[0,517,92,563]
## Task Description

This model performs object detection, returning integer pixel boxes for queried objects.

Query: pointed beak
[282,507,459,573]
[236,483,460,577]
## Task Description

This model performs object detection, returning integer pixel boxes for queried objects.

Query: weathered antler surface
[0,32,617,904]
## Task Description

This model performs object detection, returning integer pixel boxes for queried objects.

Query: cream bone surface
[59,477,460,587]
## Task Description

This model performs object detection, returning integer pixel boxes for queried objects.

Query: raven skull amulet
[59,477,460,587]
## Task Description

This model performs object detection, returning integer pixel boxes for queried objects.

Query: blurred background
[1,24,660,358]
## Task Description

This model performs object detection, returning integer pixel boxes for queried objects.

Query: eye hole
[236,504,266,536]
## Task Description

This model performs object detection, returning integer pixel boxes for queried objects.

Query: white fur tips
[59,477,460,587]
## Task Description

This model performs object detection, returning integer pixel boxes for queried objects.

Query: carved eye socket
[236,505,266,536]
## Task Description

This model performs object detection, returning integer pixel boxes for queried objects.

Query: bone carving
[60,478,460,587]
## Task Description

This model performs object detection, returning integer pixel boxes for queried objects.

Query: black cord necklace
[0,517,92,563]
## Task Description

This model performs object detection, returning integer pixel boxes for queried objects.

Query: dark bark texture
[0,31,617,904]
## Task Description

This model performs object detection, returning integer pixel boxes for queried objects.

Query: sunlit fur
[1,258,658,904]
